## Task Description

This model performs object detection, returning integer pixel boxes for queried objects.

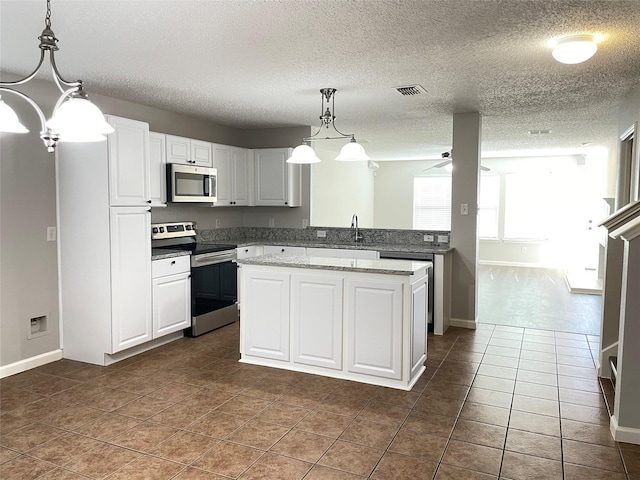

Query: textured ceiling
[1,0,639,160]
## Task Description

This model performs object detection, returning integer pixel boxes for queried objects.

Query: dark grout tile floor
[1,266,638,479]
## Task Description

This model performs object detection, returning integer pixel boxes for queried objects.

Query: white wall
[311,144,374,228]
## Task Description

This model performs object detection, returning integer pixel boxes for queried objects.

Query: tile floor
[1,322,639,479]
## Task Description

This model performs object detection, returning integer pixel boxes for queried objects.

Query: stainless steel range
[152,222,238,336]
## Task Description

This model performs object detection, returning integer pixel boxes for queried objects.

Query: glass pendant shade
[0,97,29,133]
[287,144,321,164]
[552,34,597,64]
[49,97,114,143]
[335,140,370,162]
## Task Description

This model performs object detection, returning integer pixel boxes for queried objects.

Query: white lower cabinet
[293,275,343,370]
[242,270,290,361]
[345,279,403,380]
[152,256,191,338]
[239,264,429,390]
[110,208,153,353]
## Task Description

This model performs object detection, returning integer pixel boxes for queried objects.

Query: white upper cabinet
[149,132,167,206]
[254,148,301,207]
[106,115,150,206]
[212,144,250,206]
[166,135,212,167]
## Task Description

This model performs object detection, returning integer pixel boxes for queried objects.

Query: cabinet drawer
[264,245,306,255]
[152,255,190,278]
[237,245,264,259]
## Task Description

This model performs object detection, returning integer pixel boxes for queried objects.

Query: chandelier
[287,88,370,164]
[0,0,113,152]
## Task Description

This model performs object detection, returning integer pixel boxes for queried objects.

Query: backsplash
[199,226,450,248]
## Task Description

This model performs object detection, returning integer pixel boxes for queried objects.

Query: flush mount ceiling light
[287,88,370,164]
[549,34,598,64]
[0,0,113,152]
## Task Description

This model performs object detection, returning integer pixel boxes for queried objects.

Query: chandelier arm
[303,135,355,142]
[49,50,82,90]
[0,86,48,132]
[0,50,47,87]
[51,86,81,117]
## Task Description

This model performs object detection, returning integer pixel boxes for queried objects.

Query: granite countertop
[237,253,432,275]
[218,239,453,255]
[151,249,191,261]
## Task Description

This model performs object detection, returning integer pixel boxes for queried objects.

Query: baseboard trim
[0,349,63,378]
[597,342,618,378]
[449,318,477,330]
[479,260,560,269]
[611,414,640,445]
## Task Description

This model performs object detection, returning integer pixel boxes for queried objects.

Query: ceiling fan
[421,151,490,172]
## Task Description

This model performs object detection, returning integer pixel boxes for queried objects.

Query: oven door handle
[191,252,237,268]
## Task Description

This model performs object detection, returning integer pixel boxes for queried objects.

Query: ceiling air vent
[528,129,552,135]
[395,85,427,96]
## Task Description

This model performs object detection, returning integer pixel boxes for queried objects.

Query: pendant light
[0,0,114,152]
[287,88,370,164]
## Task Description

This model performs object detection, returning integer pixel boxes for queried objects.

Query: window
[504,172,552,239]
[478,173,500,238]
[413,176,451,230]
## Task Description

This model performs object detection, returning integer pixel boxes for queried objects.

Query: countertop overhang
[237,253,432,275]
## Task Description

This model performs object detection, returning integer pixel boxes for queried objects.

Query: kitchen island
[237,254,431,390]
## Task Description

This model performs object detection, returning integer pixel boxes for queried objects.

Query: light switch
[47,227,57,242]
[461,204,469,215]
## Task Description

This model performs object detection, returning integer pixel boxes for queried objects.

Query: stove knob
[152,227,159,234]
[185,225,192,230]
[159,227,165,233]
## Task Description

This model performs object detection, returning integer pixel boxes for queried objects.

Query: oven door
[187,250,237,336]
[169,164,217,203]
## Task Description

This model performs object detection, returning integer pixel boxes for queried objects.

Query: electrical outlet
[424,234,434,242]
[47,226,56,242]
[268,218,275,228]
[215,219,221,228]
[302,219,309,228]
[317,230,327,238]
[437,235,449,243]
[461,203,469,215]
[521,247,527,253]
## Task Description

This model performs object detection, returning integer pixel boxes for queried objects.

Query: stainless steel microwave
[168,164,217,203]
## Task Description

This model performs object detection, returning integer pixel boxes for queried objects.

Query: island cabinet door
[345,280,403,380]
[411,278,428,379]
[292,275,343,370]
[243,270,291,361]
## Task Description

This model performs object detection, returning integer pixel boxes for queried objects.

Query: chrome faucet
[351,214,363,242]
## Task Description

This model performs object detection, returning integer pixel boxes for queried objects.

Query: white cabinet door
[166,135,212,167]
[212,143,232,205]
[191,139,213,167]
[110,207,152,353]
[254,148,300,206]
[345,279,403,380]
[263,245,306,255]
[106,116,150,206]
[149,132,167,206]
[153,271,191,337]
[166,135,191,164]
[306,247,379,259]
[232,147,250,206]
[292,274,343,370]
[243,270,290,361]
[411,278,428,378]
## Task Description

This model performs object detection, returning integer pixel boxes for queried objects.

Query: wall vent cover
[395,85,427,96]
[528,129,552,135]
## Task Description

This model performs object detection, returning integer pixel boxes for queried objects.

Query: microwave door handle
[203,176,209,196]
[208,176,214,198]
